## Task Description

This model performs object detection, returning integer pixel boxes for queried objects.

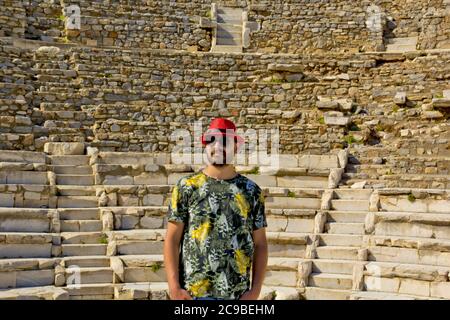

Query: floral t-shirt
[167,170,267,300]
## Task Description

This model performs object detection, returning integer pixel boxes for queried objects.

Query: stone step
[312,259,363,275]
[385,44,417,52]
[65,282,114,298]
[51,165,92,175]
[63,256,110,268]
[124,265,166,283]
[61,232,106,244]
[304,287,350,300]
[216,23,242,33]
[266,197,321,210]
[0,208,52,232]
[349,291,442,300]
[309,273,353,290]
[217,17,242,24]
[61,244,107,256]
[325,222,365,235]
[210,45,243,53]
[217,29,242,39]
[56,186,96,196]
[56,175,94,186]
[259,285,301,300]
[216,37,242,46]
[330,200,369,211]
[333,189,373,200]
[0,242,53,259]
[113,282,170,300]
[65,267,114,284]
[386,36,418,45]
[0,285,69,300]
[49,155,89,166]
[318,234,364,247]
[60,220,102,232]
[326,211,368,223]
[0,267,55,289]
[57,196,98,208]
[59,208,99,220]
[315,246,359,260]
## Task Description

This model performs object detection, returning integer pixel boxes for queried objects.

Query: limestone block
[0,194,14,207]
[44,142,84,155]
[268,63,303,73]
[111,257,124,283]
[297,261,312,288]
[143,194,164,206]
[337,148,349,168]
[16,269,54,287]
[369,191,380,212]
[431,282,450,299]
[6,171,48,184]
[103,175,133,185]
[0,244,52,258]
[101,210,114,232]
[299,155,339,170]
[394,92,407,105]
[314,212,327,233]
[264,270,297,287]
[398,278,430,297]
[328,168,344,188]
[140,216,164,229]
[135,172,167,185]
[286,218,314,233]
[118,194,139,206]
[324,114,351,126]
[317,100,339,110]
[365,276,400,293]
[352,265,365,291]
[320,190,333,210]
[432,98,450,108]
[121,215,139,230]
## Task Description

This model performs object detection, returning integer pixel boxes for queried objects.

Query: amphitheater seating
[0,0,449,300]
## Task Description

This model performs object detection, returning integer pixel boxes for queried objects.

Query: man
[163,118,268,300]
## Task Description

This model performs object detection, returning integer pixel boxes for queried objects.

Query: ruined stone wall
[23,0,65,41]
[0,0,26,37]
[60,0,212,50]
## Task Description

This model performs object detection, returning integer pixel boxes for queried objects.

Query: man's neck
[202,164,238,180]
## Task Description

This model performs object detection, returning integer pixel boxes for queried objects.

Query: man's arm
[163,221,193,300]
[251,227,268,292]
[240,227,268,300]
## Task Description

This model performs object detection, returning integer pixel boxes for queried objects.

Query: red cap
[201,118,244,146]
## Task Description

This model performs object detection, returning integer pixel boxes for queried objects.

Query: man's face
[204,134,237,166]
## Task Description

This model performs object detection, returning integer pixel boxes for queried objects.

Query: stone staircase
[1,144,450,300]
[211,6,243,53]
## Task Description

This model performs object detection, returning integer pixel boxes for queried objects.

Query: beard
[209,150,233,166]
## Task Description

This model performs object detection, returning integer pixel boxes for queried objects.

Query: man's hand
[239,288,260,300]
[169,286,193,300]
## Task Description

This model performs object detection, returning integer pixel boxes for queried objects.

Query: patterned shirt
[167,170,267,300]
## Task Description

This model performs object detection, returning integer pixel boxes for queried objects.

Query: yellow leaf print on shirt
[235,249,251,275]
[189,279,211,297]
[259,190,265,204]
[185,173,207,188]
[235,193,250,219]
[191,221,211,242]
[171,185,179,210]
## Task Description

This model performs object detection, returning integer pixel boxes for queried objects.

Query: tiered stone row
[0,145,449,300]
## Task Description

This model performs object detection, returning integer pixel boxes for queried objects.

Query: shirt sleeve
[167,178,189,224]
[252,187,267,231]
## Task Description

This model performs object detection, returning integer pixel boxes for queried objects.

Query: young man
[163,118,268,300]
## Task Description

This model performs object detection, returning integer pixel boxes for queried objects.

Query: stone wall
[0,0,27,37]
